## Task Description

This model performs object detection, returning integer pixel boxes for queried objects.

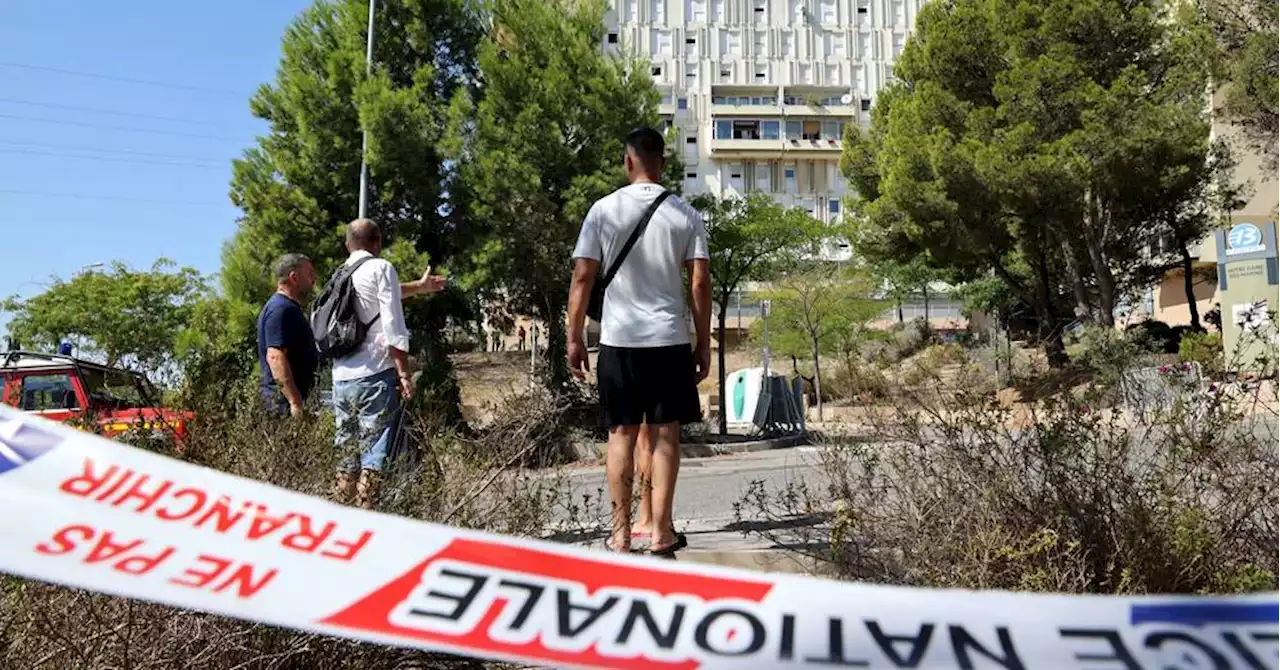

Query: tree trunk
[716,304,729,435]
[896,299,904,323]
[1060,234,1094,324]
[1180,241,1202,331]
[541,299,570,391]
[922,284,930,322]
[1032,250,1069,367]
[811,336,823,422]
[1081,190,1117,327]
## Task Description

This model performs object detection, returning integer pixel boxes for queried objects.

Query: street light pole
[357,0,377,219]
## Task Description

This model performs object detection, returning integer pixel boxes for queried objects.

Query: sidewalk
[545,515,833,576]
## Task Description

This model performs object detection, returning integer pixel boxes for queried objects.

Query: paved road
[547,445,827,531]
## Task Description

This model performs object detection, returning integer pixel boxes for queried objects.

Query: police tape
[0,405,1275,670]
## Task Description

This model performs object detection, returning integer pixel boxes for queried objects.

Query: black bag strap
[327,255,381,326]
[599,190,671,290]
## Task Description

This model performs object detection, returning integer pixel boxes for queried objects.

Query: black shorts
[597,344,703,428]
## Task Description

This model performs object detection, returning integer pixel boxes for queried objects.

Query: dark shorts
[597,344,703,428]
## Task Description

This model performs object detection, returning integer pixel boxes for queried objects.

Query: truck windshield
[80,368,147,409]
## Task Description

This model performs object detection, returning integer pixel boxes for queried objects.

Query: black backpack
[311,257,380,360]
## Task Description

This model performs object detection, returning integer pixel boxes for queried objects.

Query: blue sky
[0,0,315,335]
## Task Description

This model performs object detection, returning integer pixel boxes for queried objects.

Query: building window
[651,0,666,23]
[735,120,762,139]
[860,99,872,111]
[655,29,672,56]
[821,120,841,140]
[826,64,839,84]
[785,120,803,139]
[798,62,813,84]
[755,62,768,80]
[784,166,796,192]
[715,120,732,139]
[686,136,698,144]
[756,162,772,191]
[689,0,708,22]
[762,120,780,139]
[652,65,663,77]
[607,33,618,44]
[820,0,837,23]
[829,199,841,215]
[720,65,732,80]
[678,97,688,110]
[754,30,767,55]
[686,172,697,178]
[685,62,698,82]
[754,0,768,25]
[711,0,725,22]
[726,29,742,57]
[802,120,821,140]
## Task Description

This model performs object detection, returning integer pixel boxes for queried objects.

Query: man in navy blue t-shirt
[257,253,319,417]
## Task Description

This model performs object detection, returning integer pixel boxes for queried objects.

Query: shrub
[1179,331,1224,376]
[0,375,573,669]
[1075,326,1151,384]
[737,346,1279,595]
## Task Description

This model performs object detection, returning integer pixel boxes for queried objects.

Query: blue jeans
[333,367,400,474]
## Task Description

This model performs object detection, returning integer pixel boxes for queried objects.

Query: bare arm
[401,265,447,298]
[266,348,303,412]
[687,259,713,382]
[687,259,712,348]
[567,258,598,345]
[566,258,598,378]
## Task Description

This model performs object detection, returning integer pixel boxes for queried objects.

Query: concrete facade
[604,0,924,261]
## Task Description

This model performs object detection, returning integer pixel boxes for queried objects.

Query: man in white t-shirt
[567,127,712,556]
[331,219,445,508]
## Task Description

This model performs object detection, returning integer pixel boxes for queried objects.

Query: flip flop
[649,533,688,557]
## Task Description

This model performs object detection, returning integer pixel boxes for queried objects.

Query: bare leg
[649,421,682,550]
[632,420,655,536]
[606,424,641,551]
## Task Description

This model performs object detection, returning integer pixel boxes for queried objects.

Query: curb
[575,433,808,461]
[677,549,833,576]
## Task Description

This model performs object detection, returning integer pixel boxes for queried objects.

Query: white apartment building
[605,0,923,261]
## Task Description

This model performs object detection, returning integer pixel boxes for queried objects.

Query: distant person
[518,325,527,351]
[327,219,445,508]
[567,127,711,556]
[257,253,318,418]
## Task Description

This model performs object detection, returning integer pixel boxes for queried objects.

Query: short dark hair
[274,253,311,282]
[624,127,665,166]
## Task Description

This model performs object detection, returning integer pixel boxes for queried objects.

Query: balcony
[784,136,844,153]
[782,88,857,117]
[710,138,786,156]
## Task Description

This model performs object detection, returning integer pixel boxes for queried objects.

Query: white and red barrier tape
[0,405,1275,669]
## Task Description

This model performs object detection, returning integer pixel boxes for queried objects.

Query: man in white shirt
[332,219,445,508]
[567,127,713,556]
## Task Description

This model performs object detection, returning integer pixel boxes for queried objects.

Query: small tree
[759,265,882,422]
[3,260,206,374]
[692,193,817,434]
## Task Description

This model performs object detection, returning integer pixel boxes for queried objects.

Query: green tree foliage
[690,193,818,433]
[844,0,1226,364]
[215,0,481,413]
[756,265,884,421]
[3,260,206,374]
[447,0,660,386]
[1201,0,1279,171]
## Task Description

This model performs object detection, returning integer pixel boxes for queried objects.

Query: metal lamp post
[357,0,377,219]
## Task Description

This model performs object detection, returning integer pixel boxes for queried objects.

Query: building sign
[1226,222,1265,256]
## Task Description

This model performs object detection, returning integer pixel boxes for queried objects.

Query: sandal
[649,533,687,557]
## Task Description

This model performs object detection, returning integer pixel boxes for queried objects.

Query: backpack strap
[341,255,381,327]
[599,190,672,290]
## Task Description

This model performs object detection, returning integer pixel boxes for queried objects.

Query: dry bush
[737,337,1279,595]
[0,374,574,670]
